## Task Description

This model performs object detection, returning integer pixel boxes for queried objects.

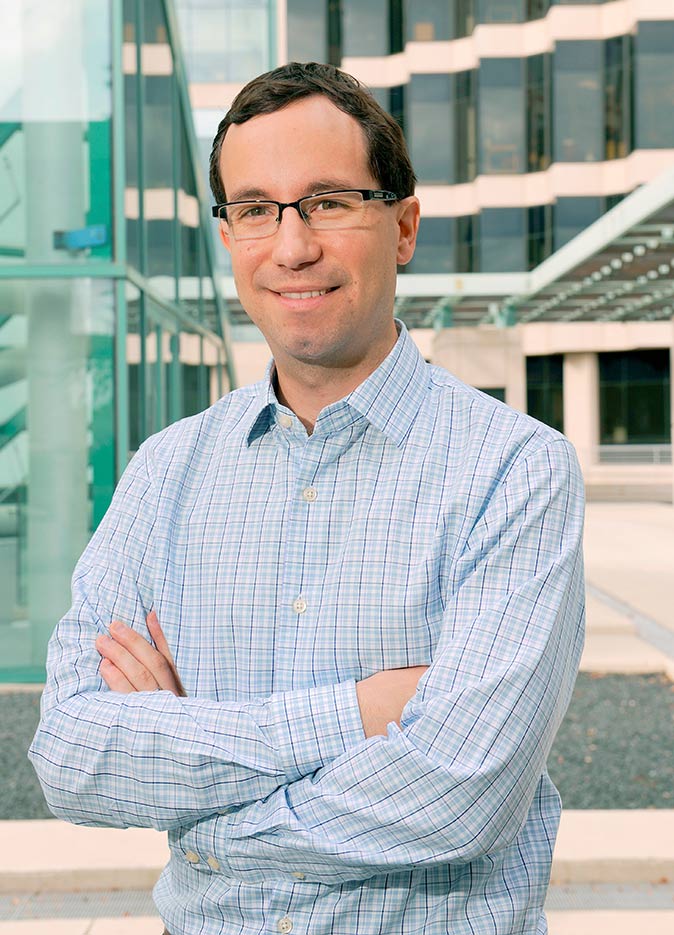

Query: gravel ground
[1,672,673,820]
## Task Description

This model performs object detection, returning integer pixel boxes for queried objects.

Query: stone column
[563,352,599,479]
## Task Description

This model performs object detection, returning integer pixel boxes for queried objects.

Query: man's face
[218,95,419,382]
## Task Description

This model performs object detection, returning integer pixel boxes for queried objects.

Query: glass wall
[0,0,233,681]
[342,0,404,56]
[553,41,603,163]
[175,0,272,83]
[634,22,674,149]
[407,218,455,273]
[287,0,328,62]
[599,350,671,445]
[478,59,526,174]
[408,75,454,184]
[527,354,564,433]
[554,197,603,250]
[479,208,526,271]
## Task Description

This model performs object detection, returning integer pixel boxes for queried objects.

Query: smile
[278,289,332,299]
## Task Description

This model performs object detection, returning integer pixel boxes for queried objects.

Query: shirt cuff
[268,679,365,782]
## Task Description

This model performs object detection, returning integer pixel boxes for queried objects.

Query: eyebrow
[226,179,363,203]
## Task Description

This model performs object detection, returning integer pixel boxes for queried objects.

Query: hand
[95,611,187,696]
[356,665,428,738]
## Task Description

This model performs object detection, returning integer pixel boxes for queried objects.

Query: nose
[270,205,322,269]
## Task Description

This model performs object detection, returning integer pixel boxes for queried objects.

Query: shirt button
[292,597,307,614]
[207,855,220,871]
[278,918,293,934]
[292,871,306,880]
[184,850,200,864]
[302,486,317,502]
[279,414,293,428]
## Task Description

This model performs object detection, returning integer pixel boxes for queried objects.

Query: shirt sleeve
[28,442,364,831]
[194,437,585,884]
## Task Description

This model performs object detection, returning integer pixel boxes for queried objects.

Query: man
[30,63,585,934]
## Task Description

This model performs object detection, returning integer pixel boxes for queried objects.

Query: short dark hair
[209,62,416,205]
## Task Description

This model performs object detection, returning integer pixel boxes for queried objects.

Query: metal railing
[598,444,672,465]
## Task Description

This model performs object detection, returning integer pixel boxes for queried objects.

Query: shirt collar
[342,322,429,447]
[245,321,429,448]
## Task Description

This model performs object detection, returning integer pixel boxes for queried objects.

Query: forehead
[219,95,375,199]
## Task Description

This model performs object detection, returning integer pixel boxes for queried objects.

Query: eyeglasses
[211,189,398,240]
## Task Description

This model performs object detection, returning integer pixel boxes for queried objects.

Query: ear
[218,223,232,254]
[395,196,421,266]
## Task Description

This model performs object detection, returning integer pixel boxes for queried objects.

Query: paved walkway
[1,502,673,932]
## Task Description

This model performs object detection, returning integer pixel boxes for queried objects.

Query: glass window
[0,279,115,677]
[476,1,525,23]
[408,75,454,184]
[527,54,551,172]
[605,35,631,160]
[455,0,477,37]
[343,0,390,56]
[479,59,526,174]
[405,0,452,41]
[554,197,602,250]
[527,1,550,18]
[406,217,455,273]
[456,70,477,182]
[0,0,112,268]
[634,22,674,149]
[176,0,271,83]
[599,350,671,444]
[478,387,506,402]
[528,204,552,269]
[554,41,603,162]
[457,214,477,272]
[287,0,328,63]
[527,354,564,433]
[479,208,526,271]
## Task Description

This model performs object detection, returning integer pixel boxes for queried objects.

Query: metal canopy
[220,163,674,330]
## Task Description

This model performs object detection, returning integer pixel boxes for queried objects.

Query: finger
[146,612,188,697]
[96,630,161,692]
[146,610,174,661]
[99,657,136,693]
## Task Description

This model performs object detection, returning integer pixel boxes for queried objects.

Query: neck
[274,342,397,434]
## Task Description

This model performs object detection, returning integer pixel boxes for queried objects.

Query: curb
[2,811,674,893]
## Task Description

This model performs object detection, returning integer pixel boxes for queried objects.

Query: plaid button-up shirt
[31,324,585,934]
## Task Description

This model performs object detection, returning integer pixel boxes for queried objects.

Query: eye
[230,203,275,223]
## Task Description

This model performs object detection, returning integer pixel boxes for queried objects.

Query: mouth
[274,286,339,300]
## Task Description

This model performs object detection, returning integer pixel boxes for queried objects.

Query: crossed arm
[96,614,427,739]
[30,435,584,881]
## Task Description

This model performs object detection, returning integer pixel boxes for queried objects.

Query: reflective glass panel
[527,354,564,433]
[343,0,389,56]
[287,0,328,62]
[553,41,603,162]
[527,54,551,172]
[176,0,271,83]
[599,350,671,444]
[553,197,602,250]
[605,36,631,160]
[405,0,452,41]
[478,59,526,174]
[0,0,112,267]
[634,22,674,149]
[479,208,526,271]
[477,0,525,23]
[408,75,454,184]
[0,279,115,677]
[406,217,455,273]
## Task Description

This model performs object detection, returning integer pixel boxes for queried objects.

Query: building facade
[183,0,672,501]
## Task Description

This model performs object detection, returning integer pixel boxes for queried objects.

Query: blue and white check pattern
[30,324,585,935]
